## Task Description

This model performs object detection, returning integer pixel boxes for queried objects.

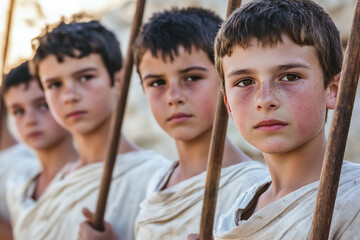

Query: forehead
[139,46,214,76]
[38,53,106,82]
[4,80,44,107]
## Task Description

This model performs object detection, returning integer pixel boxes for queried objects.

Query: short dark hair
[133,7,222,75]
[215,0,343,90]
[30,15,122,85]
[2,61,33,97]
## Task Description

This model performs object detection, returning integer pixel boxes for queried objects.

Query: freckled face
[4,80,70,150]
[139,47,219,142]
[38,54,117,136]
[223,36,334,154]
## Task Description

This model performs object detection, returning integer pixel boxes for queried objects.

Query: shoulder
[219,160,269,189]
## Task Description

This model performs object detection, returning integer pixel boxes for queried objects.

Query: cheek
[227,94,251,133]
[287,88,327,137]
[193,90,217,124]
[195,82,219,119]
[88,88,116,114]
[146,94,165,124]
[45,92,62,118]
[15,120,27,140]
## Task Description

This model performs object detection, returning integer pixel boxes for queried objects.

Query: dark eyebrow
[277,63,310,71]
[179,66,207,74]
[10,96,46,110]
[226,69,255,78]
[44,67,98,83]
[9,103,22,110]
[32,96,46,104]
[226,63,311,79]
[72,67,98,76]
[143,66,208,82]
[142,74,164,82]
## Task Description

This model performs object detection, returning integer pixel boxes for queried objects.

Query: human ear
[224,95,234,120]
[113,69,123,97]
[326,72,340,109]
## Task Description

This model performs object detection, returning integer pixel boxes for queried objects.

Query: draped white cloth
[6,150,168,240]
[135,161,268,240]
[215,161,360,240]
[0,144,37,221]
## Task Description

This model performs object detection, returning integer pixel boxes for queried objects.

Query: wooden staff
[91,0,146,231]
[199,1,242,239]
[0,0,16,143]
[309,1,360,239]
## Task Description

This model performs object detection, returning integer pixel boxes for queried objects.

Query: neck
[33,134,78,200]
[263,128,327,199]
[74,116,139,166]
[36,134,78,178]
[175,128,213,178]
[175,128,252,180]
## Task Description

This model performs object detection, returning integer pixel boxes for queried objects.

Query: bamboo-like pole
[199,1,242,239]
[309,1,360,239]
[0,0,16,143]
[91,0,146,231]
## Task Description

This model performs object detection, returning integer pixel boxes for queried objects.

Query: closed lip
[254,119,288,128]
[66,110,87,119]
[167,112,193,122]
[26,131,43,139]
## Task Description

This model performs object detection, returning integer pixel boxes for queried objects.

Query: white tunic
[6,150,168,240]
[135,160,268,240]
[215,161,360,240]
[0,144,37,221]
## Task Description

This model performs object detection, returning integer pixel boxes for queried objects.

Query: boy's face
[4,80,70,150]
[139,46,219,141]
[38,54,118,135]
[223,36,338,154]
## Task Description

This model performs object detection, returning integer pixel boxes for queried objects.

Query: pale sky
[0,0,125,73]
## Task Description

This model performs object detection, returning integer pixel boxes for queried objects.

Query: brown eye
[150,79,165,87]
[237,79,254,87]
[281,74,299,82]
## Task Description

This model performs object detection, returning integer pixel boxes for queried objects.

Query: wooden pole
[199,1,242,239]
[0,0,16,145]
[91,0,146,231]
[309,1,360,239]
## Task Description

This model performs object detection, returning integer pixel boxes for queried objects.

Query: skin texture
[2,79,78,240]
[140,46,250,188]
[223,35,339,212]
[38,53,137,240]
[38,53,137,166]
[140,47,219,143]
[4,80,70,151]
[38,54,117,136]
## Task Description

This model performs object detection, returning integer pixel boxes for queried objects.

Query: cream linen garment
[215,161,360,240]
[6,150,168,240]
[135,160,268,240]
[0,144,37,221]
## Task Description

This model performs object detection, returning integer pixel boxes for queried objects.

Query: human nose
[24,108,38,127]
[167,82,185,106]
[62,82,80,104]
[256,81,280,111]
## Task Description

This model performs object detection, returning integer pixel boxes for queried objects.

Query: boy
[27,17,168,240]
[213,0,360,239]
[130,7,267,240]
[79,7,268,240]
[0,61,78,239]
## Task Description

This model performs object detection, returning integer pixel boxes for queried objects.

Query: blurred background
[1,0,359,163]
